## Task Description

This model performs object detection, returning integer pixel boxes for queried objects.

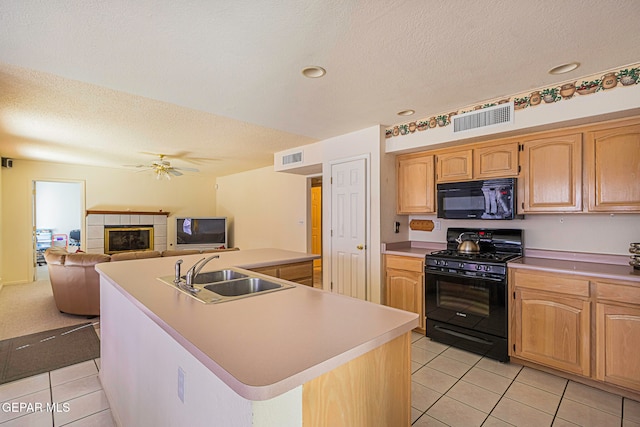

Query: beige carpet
[0,266,98,340]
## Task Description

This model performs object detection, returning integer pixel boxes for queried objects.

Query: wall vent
[282,151,303,165]
[453,103,514,133]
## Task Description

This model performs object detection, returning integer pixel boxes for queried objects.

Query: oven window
[437,280,489,317]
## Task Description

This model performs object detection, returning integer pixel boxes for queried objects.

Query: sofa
[44,247,239,316]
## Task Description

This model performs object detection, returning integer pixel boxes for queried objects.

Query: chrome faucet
[185,254,221,287]
[174,259,183,285]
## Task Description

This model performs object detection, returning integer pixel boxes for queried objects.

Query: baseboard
[0,280,30,286]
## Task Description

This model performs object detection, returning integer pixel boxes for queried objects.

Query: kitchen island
[95,249,418,427]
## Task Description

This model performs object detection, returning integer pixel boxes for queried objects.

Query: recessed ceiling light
[301,66,326,78]
[397,109,415,116]
[548,62,580,75]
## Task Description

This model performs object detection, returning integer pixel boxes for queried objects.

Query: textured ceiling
[1,0,640,176]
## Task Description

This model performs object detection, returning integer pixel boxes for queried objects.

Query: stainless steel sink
[181,269,248,284]
[204,277,282,297]
[157,268,294,303]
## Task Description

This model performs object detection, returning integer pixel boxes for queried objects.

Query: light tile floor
[410,332,640,427]
[2,331,639,426]
[0,359,114,426]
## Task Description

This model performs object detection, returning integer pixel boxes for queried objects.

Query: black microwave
[437,178,520,220]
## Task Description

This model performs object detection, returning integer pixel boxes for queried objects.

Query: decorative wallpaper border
[385,63,640,139]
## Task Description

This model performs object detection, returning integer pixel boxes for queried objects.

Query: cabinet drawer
[250,266,279,277]
[595,280,640,305]
[295,278,314,287]
[512,270,590,297]
[385,255,424,272]
[279,262,313,281]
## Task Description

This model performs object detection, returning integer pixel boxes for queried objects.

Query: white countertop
[381,241,446,258]
[96,249,418,400]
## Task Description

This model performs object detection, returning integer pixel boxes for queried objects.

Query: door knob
[356,245,364,250]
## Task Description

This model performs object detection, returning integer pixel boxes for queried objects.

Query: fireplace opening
[104,226,154,254]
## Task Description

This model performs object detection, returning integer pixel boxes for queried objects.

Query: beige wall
[1,159,216,284]
[215,166,307,252]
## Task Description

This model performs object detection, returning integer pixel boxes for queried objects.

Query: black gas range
[425,228,523,362]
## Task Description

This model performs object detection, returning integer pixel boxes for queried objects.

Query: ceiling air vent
[282,151,303,166]
[453,103,514,133]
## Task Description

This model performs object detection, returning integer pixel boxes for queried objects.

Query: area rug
[0,322,100,385]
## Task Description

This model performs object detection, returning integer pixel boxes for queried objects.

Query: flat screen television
[176,217,227,250]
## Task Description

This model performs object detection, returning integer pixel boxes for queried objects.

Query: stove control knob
[475,264,482,270]
[459,262,465,269]
[484,265,491,271]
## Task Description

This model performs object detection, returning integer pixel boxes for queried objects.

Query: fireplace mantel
[86,210,170,216]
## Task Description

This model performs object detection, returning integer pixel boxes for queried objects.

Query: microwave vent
[453,103,514,133]
[282,151,303,165]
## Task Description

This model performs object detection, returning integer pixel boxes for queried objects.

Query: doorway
[309,177,322,288]
[329,157,367,300]
[33,180,84,281]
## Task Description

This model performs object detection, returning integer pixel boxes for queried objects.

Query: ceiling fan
[126,154,200,180]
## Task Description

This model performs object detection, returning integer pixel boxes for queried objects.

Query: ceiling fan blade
[180,156,220,165]
[174,166,200,173]
[168,169,183,176]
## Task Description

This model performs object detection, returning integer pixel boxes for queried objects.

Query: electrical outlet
[178,367,185,402]
[434,220,442,231]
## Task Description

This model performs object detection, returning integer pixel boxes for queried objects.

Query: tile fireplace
[86,211,168,254]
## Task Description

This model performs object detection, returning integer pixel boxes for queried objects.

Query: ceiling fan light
[155,168,171,180]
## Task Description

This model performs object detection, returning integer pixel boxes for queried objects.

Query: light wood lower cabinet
[384,255,425,332]
[595,279,640,391]
[249,260,314,287]
[510,269,640,395]
[303,332,411,426]
[511,270,591,376]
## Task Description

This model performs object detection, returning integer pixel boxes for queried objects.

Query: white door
[330,158,367,299]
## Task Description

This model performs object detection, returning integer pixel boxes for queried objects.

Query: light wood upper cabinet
[435,149,473,182]
[474,141,519,179]
[585,121,640,212]
[384,255,425,332]
[520,132,583,212]
[397,153,435,214]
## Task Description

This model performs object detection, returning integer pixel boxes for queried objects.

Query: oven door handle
[425,268,505,283]
[434,325,495,345]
